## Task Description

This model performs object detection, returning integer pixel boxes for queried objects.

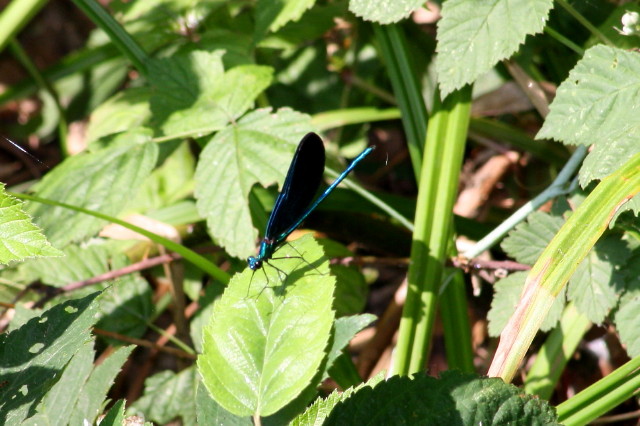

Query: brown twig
[92,327,196,360]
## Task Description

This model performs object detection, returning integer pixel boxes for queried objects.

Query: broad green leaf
[68,345,133,425]
[198,235,335,417]
[148,50,273,138]
[324,371,558,425]
[194,107,314,258]
[24,342,133,425]
[436,0,553,97]
[196,380,252,425]
[538,46,640,187]
[125,141,196,214]
[23,241,121,287]
[22,341,95,426]
[319,239,368,317]
[97,273,154,342]
[292,372,385,426]
[324,314,376,380]
[615,290,640,357]
[349,0,424,24]
[26,130,158,247]
[0,184,62,264]
[501,211,564,265]
[87,87,152,143]
[567,235,630,324]
[128,367,198,425]
[190,282,224,353]
[488,271,565,337]
[0,292,101,424]
[255,0,315,41]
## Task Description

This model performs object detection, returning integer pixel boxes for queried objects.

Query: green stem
[393,86,472,375]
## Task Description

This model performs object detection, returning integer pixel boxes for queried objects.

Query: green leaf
[26,130,158,247]
[0,183,62,264]
[148,50,273,138]
[488,271,565,337]
[324,314,376,380]
[567,235,630,324]
[255,0,315,41]
[538,46,640,187]
[190,282,224,353]
[194,108,314,258]
[198,235,335,417]
[436,0,553,97]
[501,211,564,265]
[69,345,133,425]
[101,399,126,426]
[615,290,640,357]
[196,380,252,425]
[22,341,95,426]
[292,372,385,426]
[324,371,558,425]
[87,87,152,143]
[126,141,196,213]
[25,342,133,425]
[128,367,198,425]
[0,292,101,424]
[97,273,154,342]
[23,241,121,287]
[349,0,424,24]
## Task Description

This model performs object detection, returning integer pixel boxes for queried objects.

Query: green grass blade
[71,0,148,75]
[374,24,428,179]
[0,0,47,54]
[488,151,640,382]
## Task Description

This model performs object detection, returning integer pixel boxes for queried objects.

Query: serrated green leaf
[567,235,630,324]
[436,0,553,97]
[25,341,133,425]
[22,340,95,426]
[23,241,117,287]
[101,399,126,426]
[331,264,368,317]
[538,46,640,187]
[324,314,376,380]
[87,87,152,143]
[126,141,196,214]
[97,273,154,342]
[615,290,640,357]
[25,130,158,247]
[128,367,198,425]
[488,271,565,337]
[501,211,564,265]
[292,372,385,426]
[196,380,252,425]
[349,0,423,24]
[255,0,315,41]
[324,370,558,425]
[148,50,273,138]
[69,345,133,425]
[0,184,63,264]
[0,292,101,424]
[194,108,314,258]
[198,235,334,417]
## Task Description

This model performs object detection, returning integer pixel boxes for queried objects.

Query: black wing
[264,132,325,242]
